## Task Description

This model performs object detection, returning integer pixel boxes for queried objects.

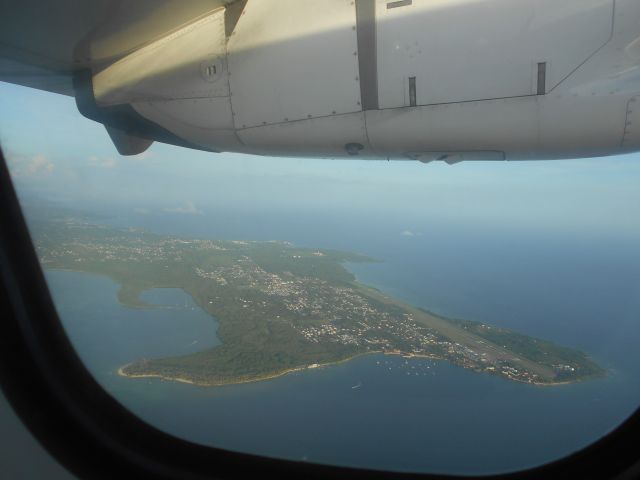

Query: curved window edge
[1,146,640,480]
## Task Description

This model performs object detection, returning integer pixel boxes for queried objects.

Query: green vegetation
[35,217,605,386]
[439,316,604,381]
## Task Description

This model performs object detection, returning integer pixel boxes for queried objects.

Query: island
[33,216,605,386]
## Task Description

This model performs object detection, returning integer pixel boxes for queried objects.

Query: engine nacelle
[88,0,640,161]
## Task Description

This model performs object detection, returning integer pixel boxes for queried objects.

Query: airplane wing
[1,0,637,161]
[0,0,246,154]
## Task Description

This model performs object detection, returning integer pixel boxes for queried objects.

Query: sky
[1,80,640,238]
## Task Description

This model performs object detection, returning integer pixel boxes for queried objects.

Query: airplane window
[2,1,640,475]
[2,80,640,476]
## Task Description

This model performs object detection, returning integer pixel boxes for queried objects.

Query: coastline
[117,352,379,387]
[117,365,198,385]
[117,349,588,388]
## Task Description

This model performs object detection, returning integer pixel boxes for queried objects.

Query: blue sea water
[45,210,640,475]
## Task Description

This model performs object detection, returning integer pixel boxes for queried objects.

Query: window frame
[1,147,639,480]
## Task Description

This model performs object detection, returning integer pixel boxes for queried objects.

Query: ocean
[43,208,640,475]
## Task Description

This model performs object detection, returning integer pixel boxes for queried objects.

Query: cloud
[163,201,202,215]
[27,154,54,174]
[7,153,54,176]
[401,230,422,237]
[133,207,150,214]
[88,155,117,168]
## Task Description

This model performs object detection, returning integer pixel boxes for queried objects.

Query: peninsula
[35,217,605,386]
